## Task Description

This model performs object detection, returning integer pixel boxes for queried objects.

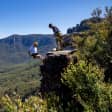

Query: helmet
[33,41,38,47]
[49,23,53,28]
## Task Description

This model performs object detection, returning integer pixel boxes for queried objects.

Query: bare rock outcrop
[40,50,77,96]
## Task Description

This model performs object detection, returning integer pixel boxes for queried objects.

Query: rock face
[40,50,77,96]
[67,17,103,34]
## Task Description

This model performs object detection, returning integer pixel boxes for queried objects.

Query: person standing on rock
[49,23,63,51]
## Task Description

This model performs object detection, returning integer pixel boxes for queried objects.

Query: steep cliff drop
[40,50,77,96]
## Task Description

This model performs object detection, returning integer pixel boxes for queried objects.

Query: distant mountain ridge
[0,34,56,65]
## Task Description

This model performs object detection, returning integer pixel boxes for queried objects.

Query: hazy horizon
[0,33,54,39]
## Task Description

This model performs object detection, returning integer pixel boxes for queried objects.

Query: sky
[0,0,111,38]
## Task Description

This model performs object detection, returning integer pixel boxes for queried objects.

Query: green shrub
[61,60,112,111]
[0,94,47,112]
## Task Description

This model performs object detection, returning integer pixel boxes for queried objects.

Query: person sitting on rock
[49,23,63,51]
[28,41,43,59]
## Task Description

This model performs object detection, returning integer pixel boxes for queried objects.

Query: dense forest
[0,6,112,112]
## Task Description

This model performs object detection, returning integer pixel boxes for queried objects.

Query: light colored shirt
[29,46,38,54]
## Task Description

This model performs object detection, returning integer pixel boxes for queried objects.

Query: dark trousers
[31,53,39,58]
[55,32,63,51]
